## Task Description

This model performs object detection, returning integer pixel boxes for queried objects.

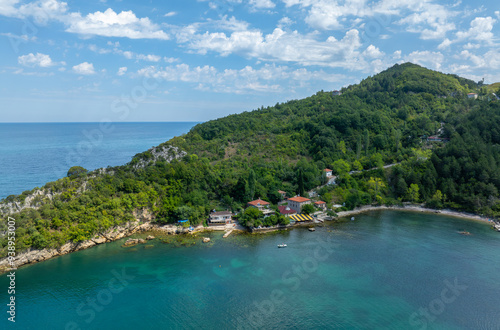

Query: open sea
[0,122,198,200]
[1,123,500,329]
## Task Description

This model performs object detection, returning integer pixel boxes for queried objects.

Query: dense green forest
[1,62,499,256]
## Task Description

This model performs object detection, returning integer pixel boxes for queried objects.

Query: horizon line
[0,121,201,124]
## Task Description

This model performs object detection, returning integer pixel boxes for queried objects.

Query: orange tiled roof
[315,201,326,204]
[288,196,311,203]
[247,199,270,206]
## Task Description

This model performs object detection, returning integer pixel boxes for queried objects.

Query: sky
[0,0,499,122]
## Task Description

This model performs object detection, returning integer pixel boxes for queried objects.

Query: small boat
[351,217,355,221]
[458,231,471,236]
[278,244,287,248]
[308,227,316,232]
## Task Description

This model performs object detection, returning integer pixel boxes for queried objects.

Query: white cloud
[66,8,169,39]
[88,44,164,62]
[164,11,177,17]
[456,16,496,42]
[0,1,170,40]
[0,0,19,16]
[249,0,276,9]
[137,63,346,93]
[304,0,368,30]
[17,0,69,25]
[18,52,54,67]
[277,16,294,29]
[178,26,369,70]
[73,62,95,75]
[438,16,496,49]
[459,49,500,70]
[438,38,452,50]
[117,67,127,76]
[405,51,444,70]
[396,2,457,40]
[363,45,384,59]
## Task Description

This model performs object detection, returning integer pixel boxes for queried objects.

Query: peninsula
[2,63,500,272]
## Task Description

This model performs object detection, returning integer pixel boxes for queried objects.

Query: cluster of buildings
[208,191,329,227]
[207,167,335,226]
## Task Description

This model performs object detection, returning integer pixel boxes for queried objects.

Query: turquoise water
[0,122,197,199]
[2,210,499,329]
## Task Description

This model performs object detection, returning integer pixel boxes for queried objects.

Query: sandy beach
[335,204,497,224]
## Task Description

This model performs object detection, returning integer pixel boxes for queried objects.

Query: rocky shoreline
[0,219,235,274]
[1,204,495,274]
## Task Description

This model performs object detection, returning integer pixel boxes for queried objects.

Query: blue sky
[0,0,499,122]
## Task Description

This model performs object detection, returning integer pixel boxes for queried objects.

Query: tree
[301,203,315,215]
[233,177,247,202]
[352,160,363,171]
[239,207,263,227]
[407,184,420,203]
[432,190,443,202]
[338,140,347,154]
[247,169,256,200]
[367,177,386,199]
[297,168,305,197]
[364,129,370,156]
[67,166,87,179]
[333,159,351,176]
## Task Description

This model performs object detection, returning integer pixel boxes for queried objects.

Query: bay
[1,210,499,329]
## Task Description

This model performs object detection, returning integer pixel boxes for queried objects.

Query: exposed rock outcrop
[131,145,187,169]
[123,238,147,247]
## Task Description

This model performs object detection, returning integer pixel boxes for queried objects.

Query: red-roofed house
[278,205,297,217]
[314,201,327,210]
[287,196,311,213]
[247,198,274,216]
[324,168,333,177]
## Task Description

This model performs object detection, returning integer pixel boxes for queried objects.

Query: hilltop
[2,62,500,258]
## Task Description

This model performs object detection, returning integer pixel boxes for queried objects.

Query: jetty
[223,230,234,238]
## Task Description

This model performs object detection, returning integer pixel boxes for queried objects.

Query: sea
[0,122,198,200]
[1,123,500,329]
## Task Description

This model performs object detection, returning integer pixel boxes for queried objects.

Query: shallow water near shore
[2,210,500,329]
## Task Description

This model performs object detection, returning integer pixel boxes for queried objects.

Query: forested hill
[2,62,500,255]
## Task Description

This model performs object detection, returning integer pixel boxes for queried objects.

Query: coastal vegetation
[2,62,500,257]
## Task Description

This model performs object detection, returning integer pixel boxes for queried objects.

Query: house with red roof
[324,168,333,177]
[287,196,311,213]
[314,201,327,210]
[278,205,297,217]
[247,198,274,216]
